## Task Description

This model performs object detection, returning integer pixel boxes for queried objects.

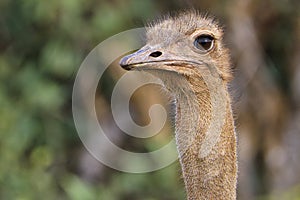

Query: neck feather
[143,69,237,199]
[174,74,237,200]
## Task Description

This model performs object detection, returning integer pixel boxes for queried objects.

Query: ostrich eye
[194,34,214,52]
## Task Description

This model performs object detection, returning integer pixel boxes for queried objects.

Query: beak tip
[119,56,131,70]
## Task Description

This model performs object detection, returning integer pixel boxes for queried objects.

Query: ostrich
[120,11,237,200]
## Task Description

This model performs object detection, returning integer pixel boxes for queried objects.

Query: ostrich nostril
[149,51,162,58]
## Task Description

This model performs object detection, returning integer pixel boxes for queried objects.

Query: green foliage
[0,0,183,199]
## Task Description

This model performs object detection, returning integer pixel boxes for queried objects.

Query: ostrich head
[120,11,232,82]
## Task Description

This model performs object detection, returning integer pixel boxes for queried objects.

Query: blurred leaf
[30,146,53,169]
[40,40,77,78]
[62,175,97,200]
[16,65,65,110]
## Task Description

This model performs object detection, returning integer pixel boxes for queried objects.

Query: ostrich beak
[119,46,205,73]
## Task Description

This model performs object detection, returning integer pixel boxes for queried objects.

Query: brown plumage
[120,11,237,200]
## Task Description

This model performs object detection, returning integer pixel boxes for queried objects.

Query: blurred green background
[1,0,300,199]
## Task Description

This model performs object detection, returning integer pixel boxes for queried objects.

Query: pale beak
[119,45,206,73]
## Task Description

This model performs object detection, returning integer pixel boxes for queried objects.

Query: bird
[120,11,237,200]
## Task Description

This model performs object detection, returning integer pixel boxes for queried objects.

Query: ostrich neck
[173,74,237,200]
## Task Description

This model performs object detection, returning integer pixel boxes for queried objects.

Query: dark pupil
[194,35,214,51]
